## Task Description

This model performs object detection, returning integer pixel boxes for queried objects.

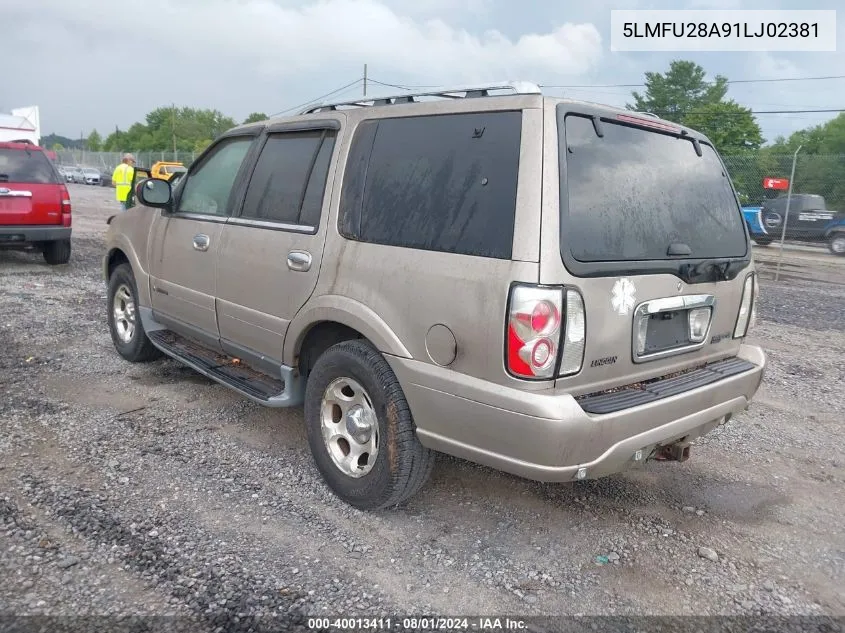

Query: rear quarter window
[0,148,58,184]
[339,111,522,259]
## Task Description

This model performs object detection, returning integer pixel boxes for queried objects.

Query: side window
[240,130,336,228]
[339,111,522,259]
[176,137,253,217]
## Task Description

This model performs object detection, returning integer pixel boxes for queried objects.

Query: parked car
[99,165,116,187]
[81,167,101,185]
[151,161,187,181]
[63,166,85,184]
[103,82,765,510]
[0,141,72,264]
[743,194,845,256]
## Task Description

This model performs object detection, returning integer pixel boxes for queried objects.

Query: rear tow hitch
[654,441,691,462]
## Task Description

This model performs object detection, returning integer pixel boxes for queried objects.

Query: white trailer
[0,106,40,144]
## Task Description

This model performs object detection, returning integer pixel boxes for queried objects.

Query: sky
[2,0,842,144]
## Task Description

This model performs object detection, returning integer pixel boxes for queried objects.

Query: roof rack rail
[299,81,542,115]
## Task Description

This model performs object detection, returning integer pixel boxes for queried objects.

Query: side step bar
[141,309,303,408]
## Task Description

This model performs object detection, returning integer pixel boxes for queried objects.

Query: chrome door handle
[286,250,312,272]
[192,234,210,252]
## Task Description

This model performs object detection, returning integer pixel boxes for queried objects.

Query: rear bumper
[387,344,766,482]
[0,225,71,246]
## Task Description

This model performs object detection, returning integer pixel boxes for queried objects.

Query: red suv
[0,141,72,265]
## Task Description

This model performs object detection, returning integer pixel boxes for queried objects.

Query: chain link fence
[723,153,845,260]
[53,150,198,172]
[50,147,844,258]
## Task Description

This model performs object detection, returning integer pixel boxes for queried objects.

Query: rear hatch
[0,144,63,225]
[541,104,754,395]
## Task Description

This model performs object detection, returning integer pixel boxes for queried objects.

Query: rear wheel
[43,239,71,265]
[752,237,773,246]
[828,233,845,257]
[304,340,435,510]
[107,263,162,362]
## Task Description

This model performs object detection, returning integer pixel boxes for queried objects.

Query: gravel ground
[1,185,843,630]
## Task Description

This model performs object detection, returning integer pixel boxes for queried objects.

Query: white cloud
[9,0,602,82]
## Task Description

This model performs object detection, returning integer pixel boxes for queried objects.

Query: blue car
[742,194,845,256]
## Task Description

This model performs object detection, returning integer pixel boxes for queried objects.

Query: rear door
[0,145,62,225]
[147,134,258,347]
[541,103,752,395]
[215,121,339,365]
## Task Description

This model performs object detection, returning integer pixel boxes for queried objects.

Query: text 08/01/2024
[622,22,819,39]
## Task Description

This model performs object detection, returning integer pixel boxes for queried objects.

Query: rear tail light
[733,273,757,338]
[60,184,72,227]
[506,285,586,379]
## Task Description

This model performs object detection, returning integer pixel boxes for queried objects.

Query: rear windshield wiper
[0,173,9,182]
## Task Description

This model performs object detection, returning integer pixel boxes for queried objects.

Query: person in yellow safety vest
[111,153,136,211]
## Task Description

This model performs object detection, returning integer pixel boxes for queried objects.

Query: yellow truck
[150,161,186,181]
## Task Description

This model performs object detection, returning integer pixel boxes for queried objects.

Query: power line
[270,78,363,117]
[367,74,845,91]
[543,75,845,89]
[366,77,842,116]
[653,108,845,116]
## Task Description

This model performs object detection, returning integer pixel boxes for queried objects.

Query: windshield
[559,111,747,262]
[0,148,58,184]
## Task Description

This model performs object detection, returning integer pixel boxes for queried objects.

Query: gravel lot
[1,185,843,629]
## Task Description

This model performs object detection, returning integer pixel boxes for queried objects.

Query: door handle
[192,234,210,252]
[286,250,312,272]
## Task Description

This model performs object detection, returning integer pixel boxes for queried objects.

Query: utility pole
[774,144,802,282]
[363,63,367,97]
[171,104,177,155]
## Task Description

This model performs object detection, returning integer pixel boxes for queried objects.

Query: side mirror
[138,178,172,208]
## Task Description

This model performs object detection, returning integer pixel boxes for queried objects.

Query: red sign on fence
[763,177,789,190]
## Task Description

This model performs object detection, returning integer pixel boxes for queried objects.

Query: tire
[43,239,71,265]
[107,263,162,363]
[828,233,845,257]
[304,340,435,510]
[753,237,773,246]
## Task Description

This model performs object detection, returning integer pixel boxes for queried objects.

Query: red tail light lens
[507,285,587,380]
[507,286,563,379]
[59,184,72,227]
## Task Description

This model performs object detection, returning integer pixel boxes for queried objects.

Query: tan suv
[103,82,766,510]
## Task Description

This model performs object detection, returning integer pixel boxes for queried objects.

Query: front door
[215,126,338,365]
[148,135,256,346]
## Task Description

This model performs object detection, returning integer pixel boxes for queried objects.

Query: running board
[142,318,303,408]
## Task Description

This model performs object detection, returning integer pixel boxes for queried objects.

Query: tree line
[630,60,845,207]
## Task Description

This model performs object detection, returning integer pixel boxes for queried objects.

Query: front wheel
[304,340,435,510]
[828,233,845,257]
[753,237,773,246]
[107,263,162,362]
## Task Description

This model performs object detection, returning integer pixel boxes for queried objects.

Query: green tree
[87,129,102,152]
[101,107,237,154]
[243,112,268,124]
[682,101,763,154]
[628,60,728,123]
[51,143,64,151]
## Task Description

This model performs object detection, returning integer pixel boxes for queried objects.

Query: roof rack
[299,81,542,115]
[638,112,660,118]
